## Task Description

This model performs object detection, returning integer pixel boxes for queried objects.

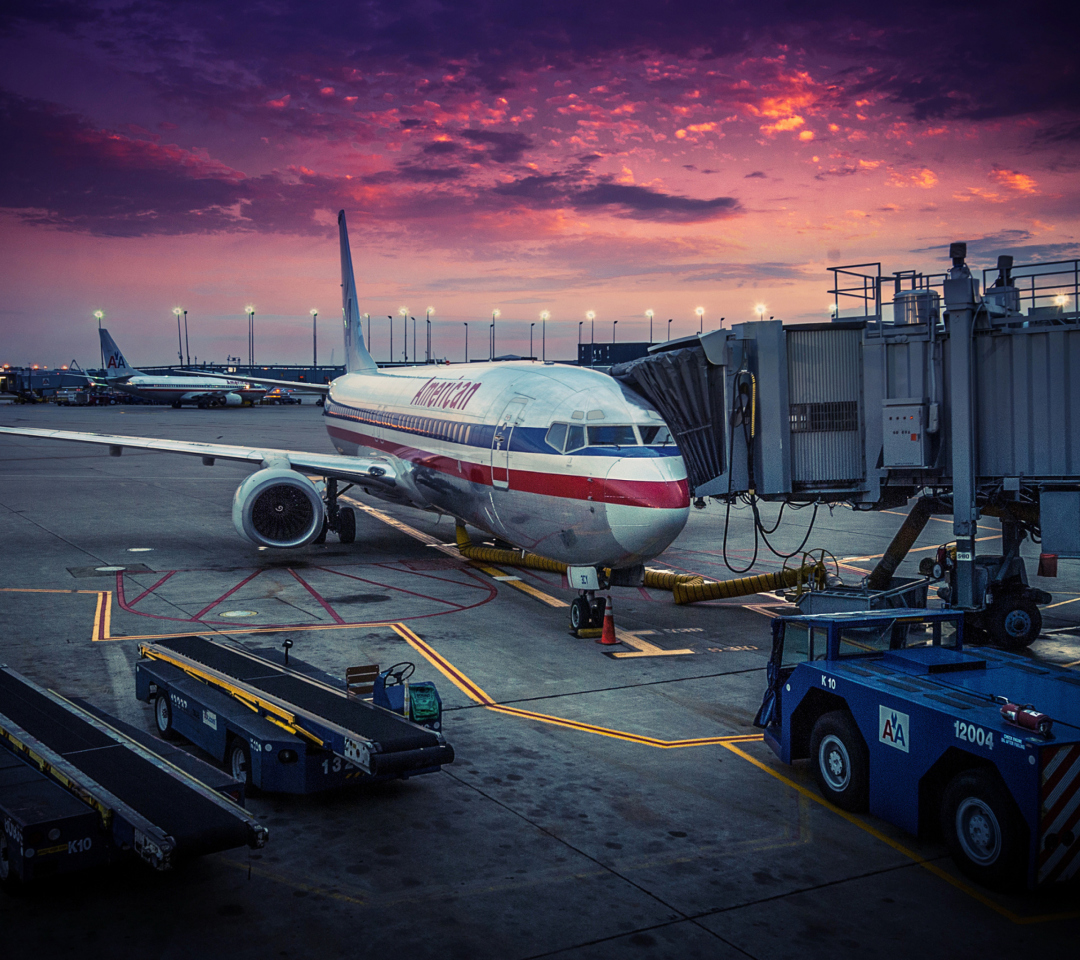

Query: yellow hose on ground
[453,525,704,589]
[673,564,819,605]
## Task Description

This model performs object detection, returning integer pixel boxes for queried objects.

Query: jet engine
[232,468,325,547]
[224,392,243,407]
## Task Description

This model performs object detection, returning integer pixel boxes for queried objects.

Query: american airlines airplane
[96,329,267,408]
[0,212,689,625]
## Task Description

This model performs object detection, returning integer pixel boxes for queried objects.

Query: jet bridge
[612,245,1080,643]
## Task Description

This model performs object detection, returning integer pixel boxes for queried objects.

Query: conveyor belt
[0,668,265,861]
[151,636,439,754]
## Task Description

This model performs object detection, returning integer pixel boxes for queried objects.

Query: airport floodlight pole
[411,316,417,365]
[755,303,767,319]
[399,308,408,363]
[426,307,434,363]
[310,309,318,367]
[94,310,104,371]
[173,307,184,365]
[387,316,393,364]
[646,309,654,343]
[463,322,468,362]
[530,322,535,359]
[364,313,370,351]
[578,321,583,346]
[245,305,255,373]
[695,306,705,333]
[540,311,549,361]
[491,309,500,360]
[586,310,595,346]
[667,318,673,340]
[612,319,618,342]
[183,310,189,366]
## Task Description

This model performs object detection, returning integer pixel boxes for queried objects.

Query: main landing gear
[313,477,357,544]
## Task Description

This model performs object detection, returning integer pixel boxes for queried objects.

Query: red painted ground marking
[288,568,347,625]
[190,570,263,621]
[126,571,176,607]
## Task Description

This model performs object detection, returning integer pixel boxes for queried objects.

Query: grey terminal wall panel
[786,326,864,491]
[1039,491,1080,557]
[975,327,1080,480]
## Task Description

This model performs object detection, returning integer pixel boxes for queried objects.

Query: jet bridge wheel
[810,710,869,812]
[154,693,176,740]
[337,506,356,543]
[942,769,1027,890]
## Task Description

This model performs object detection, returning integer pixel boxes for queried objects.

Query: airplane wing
[195,371,331,393]
[0,426,397,489]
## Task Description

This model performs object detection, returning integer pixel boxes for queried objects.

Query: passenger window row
[326,401,472,445]
[544,421,674,453]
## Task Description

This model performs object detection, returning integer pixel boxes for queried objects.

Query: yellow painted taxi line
[392,623,761,749]
[346,497,570,608]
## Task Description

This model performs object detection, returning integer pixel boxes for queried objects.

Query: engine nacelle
[232,468,325,547]
[224,392,243,407]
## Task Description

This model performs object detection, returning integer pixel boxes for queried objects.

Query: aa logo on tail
[106,352,127,369]
[879,705,910,753]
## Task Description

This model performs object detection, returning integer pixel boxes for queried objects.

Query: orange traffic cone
[597,597,618,645]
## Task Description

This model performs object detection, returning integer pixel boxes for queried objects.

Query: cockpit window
[639,424,673,445]
[565,424,586,452]
[587,425,638,447]
[545,422,568,452]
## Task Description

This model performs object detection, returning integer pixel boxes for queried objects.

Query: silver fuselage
[324,361,689,569]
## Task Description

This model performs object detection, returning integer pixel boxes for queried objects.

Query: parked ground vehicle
[755,608,1080,890]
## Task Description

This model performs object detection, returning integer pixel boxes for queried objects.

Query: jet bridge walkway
[136,635,454,792]
[0,665,267,886]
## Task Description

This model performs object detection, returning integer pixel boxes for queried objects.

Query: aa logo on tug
[879,705,910,753]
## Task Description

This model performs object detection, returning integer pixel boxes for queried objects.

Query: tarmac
[0,402,1078,959]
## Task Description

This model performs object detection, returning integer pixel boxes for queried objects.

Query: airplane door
[491,397,528,490]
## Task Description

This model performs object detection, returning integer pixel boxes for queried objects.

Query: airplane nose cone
[604,456,690,564]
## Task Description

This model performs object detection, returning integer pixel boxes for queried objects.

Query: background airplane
[97,328,267,408]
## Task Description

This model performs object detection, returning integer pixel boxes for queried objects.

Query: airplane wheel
[154,694,176,740]
[589,595,607,627]
[569,597,590,631]
[337,507,356,543]
[171,401,181,409]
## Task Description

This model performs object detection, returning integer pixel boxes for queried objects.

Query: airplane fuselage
[324,360,689,569]
[112,376,266,406]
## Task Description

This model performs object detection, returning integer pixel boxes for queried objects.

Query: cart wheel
[229,740,253,788]
[569,597,590,631]
[810,711,869,812]
[988,596,1041,650]
[0,832,21,895]
[941,769,1026,890]
[337,506,356,544]
[154,694,176,739]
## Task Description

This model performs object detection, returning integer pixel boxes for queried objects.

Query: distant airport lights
[1056,295,1069,307]
[586,310,596,346]
[695,306,705,333]
[755,303,767,319]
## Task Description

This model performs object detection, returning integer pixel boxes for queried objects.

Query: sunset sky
[1,1,1076,368]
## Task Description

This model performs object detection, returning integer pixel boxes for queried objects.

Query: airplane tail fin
[99,328,140,379]
[339,210,379,375]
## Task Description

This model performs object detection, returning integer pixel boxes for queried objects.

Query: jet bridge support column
[944,242,980,610]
